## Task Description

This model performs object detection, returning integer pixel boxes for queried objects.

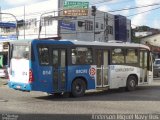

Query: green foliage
[131,36,141,43]
[134,26,151,32]
[131,28,140,43]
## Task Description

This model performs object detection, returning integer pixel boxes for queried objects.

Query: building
[0,0,131,42]
[135,31,153,38]
[141,33,160,46]
[0,22,17,40]
[133,26,160,38]
[115,15,131,42]
[140,33,160,58]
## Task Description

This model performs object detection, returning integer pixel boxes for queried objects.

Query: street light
[38,9,64,39]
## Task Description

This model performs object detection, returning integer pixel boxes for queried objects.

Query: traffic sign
[63,1,89,9]
[63,9,88,16]
[63,1,89,16]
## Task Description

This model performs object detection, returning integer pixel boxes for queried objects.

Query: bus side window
[126,49,138,64]
[112,48,125,64]
[71,47,93,65]
[39,47,49,65]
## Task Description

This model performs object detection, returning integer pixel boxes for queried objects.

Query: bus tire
[126,76,137,91]
[71,78,86,97]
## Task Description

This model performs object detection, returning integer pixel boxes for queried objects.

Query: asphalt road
[0,79,160,120]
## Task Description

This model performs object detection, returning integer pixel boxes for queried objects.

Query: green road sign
[63,1,89,16]
[63,1,89,9]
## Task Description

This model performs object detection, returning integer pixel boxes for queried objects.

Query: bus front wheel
[71,78,86,97]
[126,76,137,91]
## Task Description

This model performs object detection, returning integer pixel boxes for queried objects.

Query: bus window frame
[37,44,70,66]
[70,45,93,65]
[149,51,153,71]
[111,47,126,65]
[125,48,139,64]
[111,47,140,67]
[37,45,51,66]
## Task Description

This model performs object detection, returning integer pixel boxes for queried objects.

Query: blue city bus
[8,39,153,97]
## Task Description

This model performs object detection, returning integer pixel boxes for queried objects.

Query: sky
[0,0,160,29]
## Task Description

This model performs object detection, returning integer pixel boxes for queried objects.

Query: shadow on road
[34,85,160,102]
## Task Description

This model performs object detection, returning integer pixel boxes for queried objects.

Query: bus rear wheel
[71,78,86,97]
[126,76,137,91]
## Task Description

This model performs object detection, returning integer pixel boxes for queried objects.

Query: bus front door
[52,49,66,92]
[96,50,109,88]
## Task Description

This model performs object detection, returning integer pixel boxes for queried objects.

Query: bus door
[140,50,148,83]
[96,50,109,88]
[52,49,66,92]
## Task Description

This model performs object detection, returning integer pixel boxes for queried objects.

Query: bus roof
[71,40,150,50]
[9,39,150,50]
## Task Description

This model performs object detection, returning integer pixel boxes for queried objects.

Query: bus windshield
[12,45,30,60]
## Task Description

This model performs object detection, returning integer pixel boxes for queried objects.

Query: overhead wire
[108,3,160,12]
[127,6,160,17]
[1,2,160,20]
[90,0,119,5]
[1,5,160,28]
[1,1,160,31]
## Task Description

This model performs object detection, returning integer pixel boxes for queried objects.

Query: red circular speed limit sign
[89,67,96,76]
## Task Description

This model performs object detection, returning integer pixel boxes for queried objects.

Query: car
[153,59,160,77]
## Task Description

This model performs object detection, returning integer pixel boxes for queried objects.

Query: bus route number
[43,70,51,75]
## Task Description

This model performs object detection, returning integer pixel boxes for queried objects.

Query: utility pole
[24,5,25,40]
[0,0,1,21]
[0,4,2,21]
[0,7,1,21]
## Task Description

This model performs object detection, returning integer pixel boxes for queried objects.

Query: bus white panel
[109,65,140,89]
[9,59,29,83]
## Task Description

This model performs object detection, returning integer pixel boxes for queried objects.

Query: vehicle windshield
[12,45,30,60]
